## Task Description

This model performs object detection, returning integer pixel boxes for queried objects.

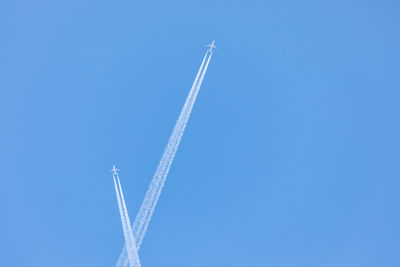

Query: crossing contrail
[112,166,141,267]
[116,42,215,267]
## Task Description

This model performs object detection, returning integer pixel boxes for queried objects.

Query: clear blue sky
[1,1,400,266]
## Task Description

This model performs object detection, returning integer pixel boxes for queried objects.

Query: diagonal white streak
[116,50,213,267]
[113,176,134,266]
[132,50,210,243]
[113,174,141,267]
[117,175,141,267]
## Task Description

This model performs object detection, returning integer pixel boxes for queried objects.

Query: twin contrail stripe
[113,173,141,267]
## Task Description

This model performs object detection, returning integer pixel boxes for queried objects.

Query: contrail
[134,49,214,249]
[112,166,141,267]
[113,175,135,267]
[137,51,213,243]
[117,176,141,267]
[132,50,211,244]
[116,43,215,267]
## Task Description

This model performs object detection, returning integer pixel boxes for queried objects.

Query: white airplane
[110,165,120,175]
[206,40,217,52]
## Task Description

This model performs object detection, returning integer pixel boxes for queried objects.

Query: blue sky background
[1,1,400,266]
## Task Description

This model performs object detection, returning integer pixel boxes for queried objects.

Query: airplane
[110,165,120,175]
[206,40,217,52]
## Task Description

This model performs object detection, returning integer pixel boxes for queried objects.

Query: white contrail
[138,51,213,243]
[113,169,141,267]
[117,176,141,267]
[135,50,213,248]
[113,175,135,266]
[132,50,211,243]
[116,47,214,267]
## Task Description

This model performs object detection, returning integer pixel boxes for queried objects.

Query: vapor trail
[117,176,141,267]
[132,50,211,243]
[116,48,214,267]
[113,176,135,266]
[113,170,141,267]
